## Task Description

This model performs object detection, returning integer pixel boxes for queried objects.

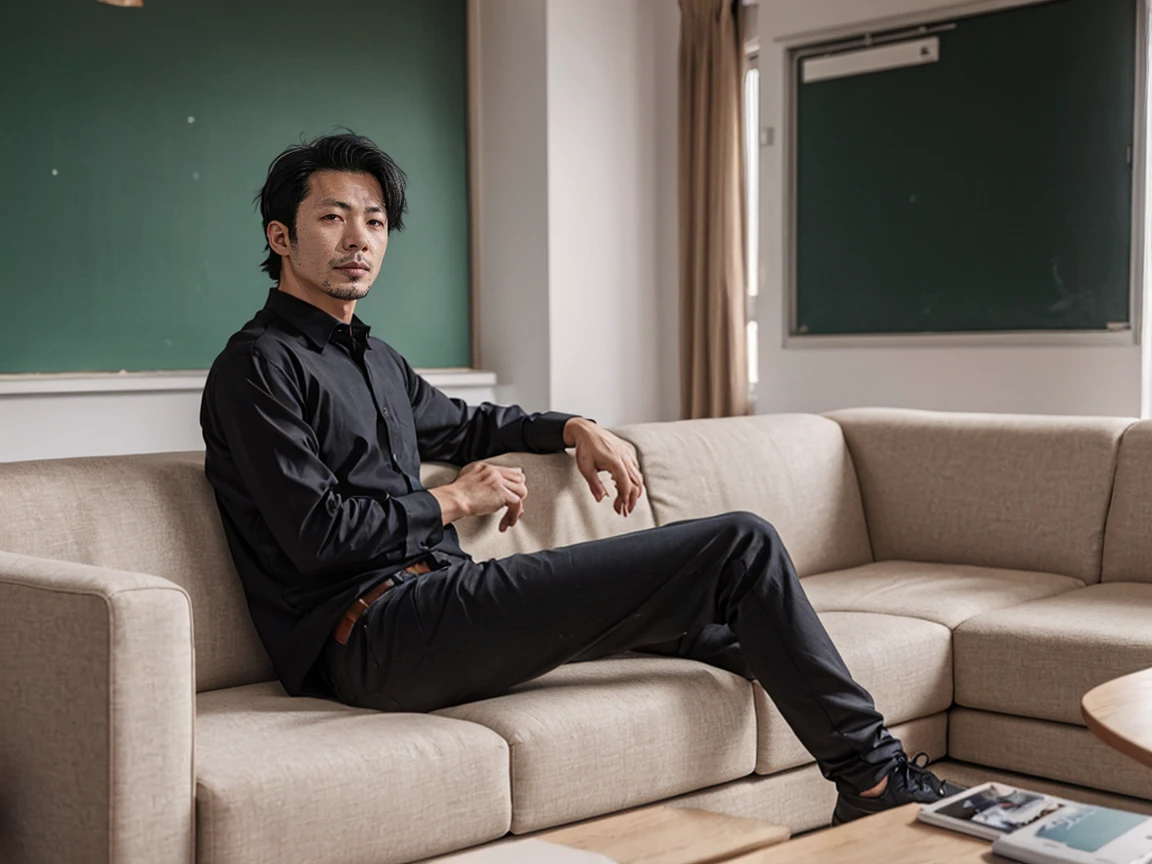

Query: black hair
[255,132,407,281]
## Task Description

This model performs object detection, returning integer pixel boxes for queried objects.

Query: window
[743,55,760,400]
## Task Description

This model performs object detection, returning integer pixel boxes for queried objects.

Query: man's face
[275,169,389,301]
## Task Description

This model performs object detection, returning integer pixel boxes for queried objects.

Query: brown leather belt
[332,561,433,645]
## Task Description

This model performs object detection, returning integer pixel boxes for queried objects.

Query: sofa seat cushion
[755,612,953,774]
[954,582,1152,725]
[196,682,511,864]
[800,561,1084,629]
[434,656,756,835]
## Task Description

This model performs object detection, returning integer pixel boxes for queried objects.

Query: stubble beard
[319,279,370,301]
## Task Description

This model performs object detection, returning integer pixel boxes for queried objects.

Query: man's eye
[368,219,384,228]
[323,214,341,221]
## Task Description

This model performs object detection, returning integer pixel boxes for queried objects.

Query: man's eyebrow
[317,198,384,214]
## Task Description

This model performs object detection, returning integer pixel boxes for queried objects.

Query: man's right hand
[429,462,528,532]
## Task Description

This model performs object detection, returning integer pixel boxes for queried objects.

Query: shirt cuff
[396,490,446,558]
[523,412,585,452]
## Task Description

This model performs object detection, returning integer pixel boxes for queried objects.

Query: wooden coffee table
[724,803,1010,863]
[542,806,790,863]
[1082,667,1152,770]
[426,805,790,863]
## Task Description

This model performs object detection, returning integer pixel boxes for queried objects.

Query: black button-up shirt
[201,288,575,696]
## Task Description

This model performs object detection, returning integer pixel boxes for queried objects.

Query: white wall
[546,0,679,426]
[475,0,553,412]
[756,0,1145,418]
[476,0,680,427]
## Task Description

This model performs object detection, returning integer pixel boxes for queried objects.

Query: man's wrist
[563,417,596,447]
[429,485,468,524]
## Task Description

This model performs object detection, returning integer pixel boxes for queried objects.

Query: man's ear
[267,220,292,257]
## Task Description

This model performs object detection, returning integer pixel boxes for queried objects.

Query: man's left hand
[564,418,645,517]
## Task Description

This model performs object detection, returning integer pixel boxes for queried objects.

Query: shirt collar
[263,287,372,351]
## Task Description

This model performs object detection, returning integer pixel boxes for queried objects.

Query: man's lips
[335,263,370,274]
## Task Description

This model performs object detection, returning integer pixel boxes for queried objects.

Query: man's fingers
[610,458,635,517]
[500,483,524,507]
[487,465,527,501]
[503,475,528,502]
[499,497,523,532]
[628,459,644,488]
[577,450,609,502]
[624,459,644,511]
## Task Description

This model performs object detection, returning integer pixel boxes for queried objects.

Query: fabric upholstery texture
[434,656,756,834]
[419,446,656,564]
[949,708,1152,801]
[196,682,511,864]
[1103,421,1152,583]
[0,550,195,864]
[754,612,952,774]
[615,415,872,577]
[828,408,1131,583]
[0,452,273,691]
[800,561,1084,629]
[954,582,1152,725]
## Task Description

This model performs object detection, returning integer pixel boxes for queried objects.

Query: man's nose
[344,225,369,250]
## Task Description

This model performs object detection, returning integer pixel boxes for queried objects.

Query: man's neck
[276,278,356,324]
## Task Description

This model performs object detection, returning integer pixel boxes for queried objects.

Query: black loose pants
[320,512,903,793]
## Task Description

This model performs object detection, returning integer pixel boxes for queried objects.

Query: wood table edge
[1081,670,1152,771]
[538,804,791,863]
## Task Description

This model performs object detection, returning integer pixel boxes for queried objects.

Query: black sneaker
[832,752,965,825]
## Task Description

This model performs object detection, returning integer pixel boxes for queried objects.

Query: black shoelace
[893,751,945,796]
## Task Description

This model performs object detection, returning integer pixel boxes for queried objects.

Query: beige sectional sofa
[3,408,1152,864]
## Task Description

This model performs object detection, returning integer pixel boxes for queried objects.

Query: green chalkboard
[794,0,1137,336]
[0,0,469,372]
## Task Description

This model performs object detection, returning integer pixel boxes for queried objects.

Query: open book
[918,783,1152,864]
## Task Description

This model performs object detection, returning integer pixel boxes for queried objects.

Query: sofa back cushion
[1103,420,1152,583]
[615,415,872,577]
[828,408,1131,584]
[420,446,656,562]
[0,447,655,693]
[0,452,275,691]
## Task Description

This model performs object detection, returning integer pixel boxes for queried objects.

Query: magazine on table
[992,803,1152,864]
[917,782,1152,864]
[918,782,1069,841]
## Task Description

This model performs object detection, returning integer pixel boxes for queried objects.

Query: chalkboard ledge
[784,329,1136,350]
[0,368,497,397]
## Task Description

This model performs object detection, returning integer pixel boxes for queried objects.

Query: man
[200,133,960,824]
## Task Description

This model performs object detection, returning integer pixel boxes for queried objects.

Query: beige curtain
[678,0,749,419]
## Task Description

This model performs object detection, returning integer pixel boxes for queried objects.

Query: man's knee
[720,510,779,542]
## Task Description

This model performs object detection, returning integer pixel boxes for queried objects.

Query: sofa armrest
[0,550,194,864]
